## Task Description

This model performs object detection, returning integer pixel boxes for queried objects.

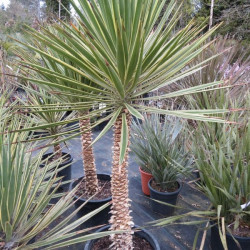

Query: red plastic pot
[139,167,153,196]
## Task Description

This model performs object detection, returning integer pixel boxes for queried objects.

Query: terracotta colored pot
[139,167,153,196]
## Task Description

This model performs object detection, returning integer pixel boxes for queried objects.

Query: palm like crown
[16,0,228,163]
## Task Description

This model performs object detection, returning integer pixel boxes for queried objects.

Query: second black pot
[92,119,110,131]
[40,152,73,192]
[148,178,182,216]
[69,174,112,229]
[84,225,160,250]
[210,221,250,250]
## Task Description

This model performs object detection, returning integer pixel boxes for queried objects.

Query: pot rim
[139,167,153,176]
[210,220,250,240]
[69,174,112,203]
[148,178,182,195]
[84,224,160,250]
[40,152,73,167]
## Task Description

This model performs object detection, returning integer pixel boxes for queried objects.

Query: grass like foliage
[131,115,191,191]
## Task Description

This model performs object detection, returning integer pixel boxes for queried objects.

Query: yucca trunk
[79,112,99,195]
[109,113,134,250]
[53,138,62,160]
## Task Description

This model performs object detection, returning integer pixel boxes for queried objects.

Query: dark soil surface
[228,221,250,237]
[151,179,179,193]
[76,178,112,200]
[91,235,153,250]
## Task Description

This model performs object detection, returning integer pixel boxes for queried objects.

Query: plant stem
[0,47,5,92]
[109,113,133,250]
[209,0,214,30]
[53,142,62,160]
[79,112,99,195]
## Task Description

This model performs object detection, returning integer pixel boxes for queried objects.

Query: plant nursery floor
[57,129,211,250]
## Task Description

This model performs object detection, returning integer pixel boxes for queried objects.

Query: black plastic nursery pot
[148,178,182,216]
[28,131,48,140]
[84,225,160,250]
[40,152,73,192]
[69,174,112,229]
[210,221,250,250]
[92,119,109,131]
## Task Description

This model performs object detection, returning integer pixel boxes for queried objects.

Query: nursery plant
[195,125,250,250]
[149,116,250,249]
[131,115,191,190]
[18,86,80,189]
[14,0,233,248]
[131,115,191,214]
[130,117,153,195]
[13,40,104,197]
[22,87,78,158]
[0,99,120,249]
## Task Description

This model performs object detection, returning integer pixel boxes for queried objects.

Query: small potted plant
[151,116,250,250]
[131,117,153,195]
[19,86,78,191]
[132,115,191,216]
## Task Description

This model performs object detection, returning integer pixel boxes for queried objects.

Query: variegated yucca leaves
[18,86,79,152]
[161,36,250,111]
[15,0,232,163]
[10,1,246,249]
[0,116,122,249]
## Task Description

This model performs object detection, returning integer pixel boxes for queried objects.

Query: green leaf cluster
[131,115,192,191]
[45,0,71,20]
[15,0,232,164]
[18,86,79,149]
[195,0,250,44]
[0,92,120,249]
[193,118,250,226]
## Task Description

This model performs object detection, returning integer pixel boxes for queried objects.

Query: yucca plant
[131,115,191,191]
[0,112,121,249]
[160,36,250,112]
[194,120,250,250]
[14,0,234,248]
[195,124,249,219]
[149,115,249,249]
[20,86,78,159]
[16,86,80,191]
[14,36,106,196]
[0,137,116,250]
